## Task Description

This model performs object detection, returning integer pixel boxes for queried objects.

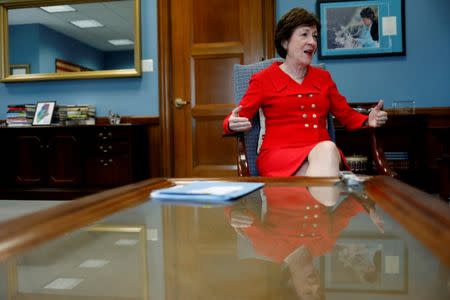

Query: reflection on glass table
[0,177,448,300]
[6,225,147,300]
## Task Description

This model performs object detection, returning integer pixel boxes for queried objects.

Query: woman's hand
[368,100,388,127]
[228,106,252,132]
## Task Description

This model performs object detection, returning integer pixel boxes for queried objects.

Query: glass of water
[392,100,415,114]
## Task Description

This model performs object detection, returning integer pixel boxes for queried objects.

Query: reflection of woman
[225,187,373,299]
[358,7,379,47]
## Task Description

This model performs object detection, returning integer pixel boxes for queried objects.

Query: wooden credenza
[0,124,150,199]
[335,107,450,201]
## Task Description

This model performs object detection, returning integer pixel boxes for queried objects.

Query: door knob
[174,97,189,108]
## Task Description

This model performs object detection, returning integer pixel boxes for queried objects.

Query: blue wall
[104,50,134,70]
[0,0,158,117]
[10,24,133,74]
[277,0,450,108]
[38,25,104,72]
[9,25,40,73]
[2,0,449,119]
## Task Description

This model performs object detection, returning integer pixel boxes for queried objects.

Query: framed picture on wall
[32,101,56,126]
[316,0,405,59]
[10,64,30,75]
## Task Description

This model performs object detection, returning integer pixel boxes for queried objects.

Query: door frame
[157,0,275,176]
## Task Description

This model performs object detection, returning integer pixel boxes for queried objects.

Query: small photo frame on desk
[10,64,30,75]
[317,0,406,59]
[32,101,56,126]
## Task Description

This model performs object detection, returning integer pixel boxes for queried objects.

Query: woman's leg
[294,161,309,176]
[304,141,341,177]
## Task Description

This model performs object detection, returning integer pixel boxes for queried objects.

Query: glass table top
[0,178,449,300]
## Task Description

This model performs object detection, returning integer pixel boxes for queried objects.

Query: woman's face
[362,17,372,26]
[283,25,318,67]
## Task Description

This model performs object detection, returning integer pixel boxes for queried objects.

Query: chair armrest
[223,132,250,176]
[369,129,398,177]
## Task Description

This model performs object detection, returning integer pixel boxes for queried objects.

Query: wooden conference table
[0,176,449,300]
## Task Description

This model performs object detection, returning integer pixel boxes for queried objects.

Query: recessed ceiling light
[40,5,76,13]
[108,39,134,46]
[70,20,104,28]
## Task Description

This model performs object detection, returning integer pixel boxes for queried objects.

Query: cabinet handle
[108,159,113,163]
[99,145,104,150]
[98,132,104,137]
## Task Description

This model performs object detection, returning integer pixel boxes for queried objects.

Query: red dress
[223,62,368,176]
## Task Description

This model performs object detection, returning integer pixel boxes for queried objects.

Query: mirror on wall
[0,0,141,82]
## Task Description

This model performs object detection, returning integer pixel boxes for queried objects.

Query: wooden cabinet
[0,125,149,199]
[10,130,82,186]
[335,108,450,200]
[84,126,140,186]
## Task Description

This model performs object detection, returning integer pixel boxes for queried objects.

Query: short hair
[360,7,376,21]
[275,8,321,59]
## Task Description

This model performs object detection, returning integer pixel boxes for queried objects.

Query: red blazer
[224,62,368,176]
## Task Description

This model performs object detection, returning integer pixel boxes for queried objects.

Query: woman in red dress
[223,8,388,177]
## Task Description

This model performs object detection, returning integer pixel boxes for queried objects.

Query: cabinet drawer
[85,155,131,186]
[95,127,130,141]
[91,141,130,154]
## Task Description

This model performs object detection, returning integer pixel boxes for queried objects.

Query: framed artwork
[9,64,30,75]
[32,101,56,126]
[316,0,405,59]
[322,235,408,293]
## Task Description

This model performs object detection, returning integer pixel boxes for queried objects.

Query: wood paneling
[48,134,81,186]
[157,0,173,177]
[193,0,240,43]
[194,56,240,105]
[193,118,236,166]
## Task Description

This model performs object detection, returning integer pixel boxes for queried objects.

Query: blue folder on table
[150,181,264,203]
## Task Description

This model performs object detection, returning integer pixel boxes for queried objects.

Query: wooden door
[170,0,273,177]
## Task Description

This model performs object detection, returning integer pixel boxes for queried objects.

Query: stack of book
[6,104,36,127]
[57,105,96,125]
